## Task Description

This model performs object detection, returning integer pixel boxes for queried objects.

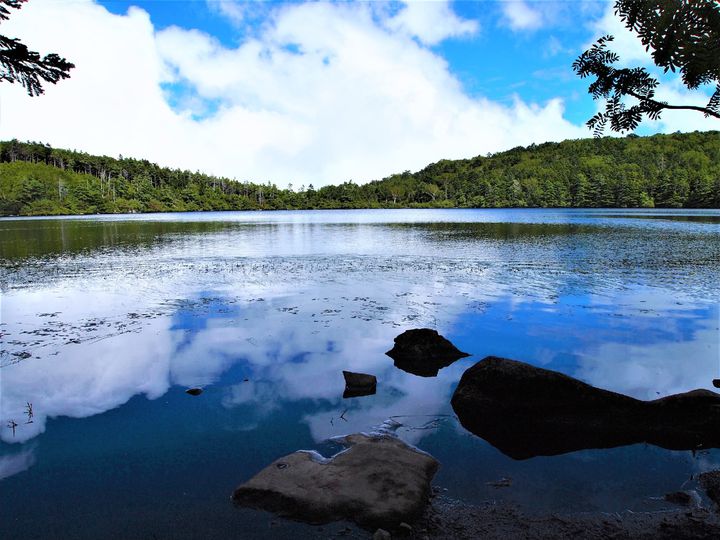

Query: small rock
[343,371,376,398]
[713,379,720,389]
[185,387,203,396]
[373,529,391,540]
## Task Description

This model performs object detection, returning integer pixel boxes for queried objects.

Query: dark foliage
[573,0,720,135]
[0,0,74,96]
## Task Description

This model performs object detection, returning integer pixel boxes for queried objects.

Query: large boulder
[451,356,720,460]
[232,433,439,528]
[386,328,469,377]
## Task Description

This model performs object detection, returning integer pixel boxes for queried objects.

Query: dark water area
[1,208,719,538]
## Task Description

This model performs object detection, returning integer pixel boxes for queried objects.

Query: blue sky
[1,1,717,186]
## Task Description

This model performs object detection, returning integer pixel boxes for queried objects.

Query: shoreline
[412,494,720,540]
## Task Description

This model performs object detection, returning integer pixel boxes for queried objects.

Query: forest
[0,130,718,216]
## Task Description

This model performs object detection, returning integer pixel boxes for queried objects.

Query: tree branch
[625,89,720,119]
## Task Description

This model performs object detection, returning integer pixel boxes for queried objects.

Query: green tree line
[0,131,718,216]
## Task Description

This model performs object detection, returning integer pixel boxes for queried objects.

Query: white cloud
[501,0,543,31]
[586,3,653,66]
[0,0,586,187]
[544,35,569,58]
[384,0,479,45]
[207,0,254,25]
[498,0,605,33]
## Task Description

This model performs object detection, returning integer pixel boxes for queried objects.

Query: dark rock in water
[699,471,720,509]
[343,370,376,389]
[451,356,720,460]
[713,379,720,389]
[185,387,203,396]
[232,433,439,528]
[342,371,376,398]
[386,328,470,377]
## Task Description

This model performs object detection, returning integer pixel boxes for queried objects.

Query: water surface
[1,209,719,538]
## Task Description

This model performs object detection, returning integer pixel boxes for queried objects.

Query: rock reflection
[452,357,720,460]
[343,388,377,399]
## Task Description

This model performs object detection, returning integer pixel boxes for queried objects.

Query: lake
[1,208,719,538]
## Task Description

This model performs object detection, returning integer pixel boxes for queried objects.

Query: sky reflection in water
[1,209,719,536]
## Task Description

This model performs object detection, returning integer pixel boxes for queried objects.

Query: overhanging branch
[625,89,720,119]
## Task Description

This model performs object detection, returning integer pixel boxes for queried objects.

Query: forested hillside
[1,131,718,216]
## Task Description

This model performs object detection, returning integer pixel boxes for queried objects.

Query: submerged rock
[386,329,470,377]
[185,387,203,396]
[232,433,439,528]
[451,356,720,460]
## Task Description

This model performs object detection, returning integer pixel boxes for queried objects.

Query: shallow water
[1,208,719,538]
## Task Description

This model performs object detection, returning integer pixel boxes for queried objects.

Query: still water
[1,209,719,538]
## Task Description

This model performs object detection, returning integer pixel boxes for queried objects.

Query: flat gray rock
[232,433,439,528]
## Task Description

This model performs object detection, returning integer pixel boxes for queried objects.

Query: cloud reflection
[1,278,477,444]
[576,326,720,400]
[2,280,717,458]
[0,447,35,481]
